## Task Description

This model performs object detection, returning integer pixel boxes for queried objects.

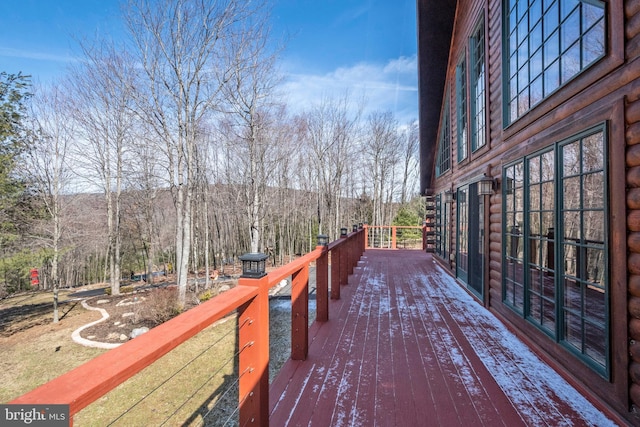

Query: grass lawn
[1,289,310,426]
[0,291,107,403]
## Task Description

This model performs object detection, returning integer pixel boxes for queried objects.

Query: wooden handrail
[10,228,366,426]
[10,285,259,414]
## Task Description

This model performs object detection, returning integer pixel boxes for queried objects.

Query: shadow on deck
[269,249,616,426]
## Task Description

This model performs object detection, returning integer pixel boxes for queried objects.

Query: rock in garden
[130,327,150,339]
[119,334,128,341]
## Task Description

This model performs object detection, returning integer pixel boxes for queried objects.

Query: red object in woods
[30,268,39,286]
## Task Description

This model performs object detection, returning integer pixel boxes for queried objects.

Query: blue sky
[0,0,418,122]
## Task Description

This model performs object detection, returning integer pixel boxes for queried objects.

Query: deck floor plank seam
[269,250,618,427]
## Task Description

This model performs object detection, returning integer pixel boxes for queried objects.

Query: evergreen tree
[0,72,34,294]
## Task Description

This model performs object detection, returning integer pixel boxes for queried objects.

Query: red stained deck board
[269,250,616,427]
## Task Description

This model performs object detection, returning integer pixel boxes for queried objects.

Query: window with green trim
[456,57,468,162]
[502,124,609,377]
[503,161,525,312]
[559,129,607,371]
[435,193,449,259]
[457,186,469,282]
[527,149,556,334]
[504,0,605,124]
[436,95,451,176]
[470,17,486,152]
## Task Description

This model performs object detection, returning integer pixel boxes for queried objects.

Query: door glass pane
[563,244,578,277]
[583,133,604,172]
[583,210,604,243]
[530,184,541,211]
[585,322,606,366]
[585,247,605,284]
[457,187,469,280]
[585,285,605,323]
[541,151,554,180]
[564,309,583,350]
[542,298,556,330]
[563,141,580,175]
[563,177,581,209]
[583,173,603,209]
[541,181,554,210]
[563,211,581,241]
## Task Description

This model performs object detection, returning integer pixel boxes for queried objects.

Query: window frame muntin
[501,0,607,127]
[501,122,610,378]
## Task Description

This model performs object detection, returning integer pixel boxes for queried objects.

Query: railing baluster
[316,245,329,321]
[291,265,309,360]
[238,276,270,427]
[331,245,341,300]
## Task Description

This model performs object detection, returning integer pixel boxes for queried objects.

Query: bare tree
[220,9,282,253]
[23,84,74,322]
[400,120,419,204]
[301,95,362,238]
[124,0,267,304]
[123,127,163,284]
[68,44,136,296]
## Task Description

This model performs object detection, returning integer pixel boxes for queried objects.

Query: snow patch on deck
[418,263,616,427]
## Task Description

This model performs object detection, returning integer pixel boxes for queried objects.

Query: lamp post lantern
[239,253,268,278]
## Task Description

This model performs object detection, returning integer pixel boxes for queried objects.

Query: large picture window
[504,0,605,124]
[502,124,608,377]
[436,95,451,176]
[470,18,486,152]
[456,56,468,162]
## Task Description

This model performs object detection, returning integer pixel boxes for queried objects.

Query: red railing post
[391,227,397,249]
[316,245,329,321]
[340,233,349,287]
[330,246,341,300]
[423,225,427,251]
[348,230,356,275]
[238,276,270,427]
[364,224,369,248]
[291,265,309,360]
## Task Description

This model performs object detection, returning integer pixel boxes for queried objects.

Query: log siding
[419,0,639,423]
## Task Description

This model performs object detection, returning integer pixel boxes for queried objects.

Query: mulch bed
[79,283,235,344]
[80,294,159,344]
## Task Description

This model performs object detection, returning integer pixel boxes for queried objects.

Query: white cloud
[280,55,418,124]
[0,46,76,63]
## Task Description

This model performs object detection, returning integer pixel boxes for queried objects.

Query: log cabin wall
[626,0,640,414]
[423,0,640,422]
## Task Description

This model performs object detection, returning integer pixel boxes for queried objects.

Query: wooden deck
[269,250,618,426]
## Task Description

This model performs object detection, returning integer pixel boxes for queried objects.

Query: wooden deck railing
[364,225,427,250]
[10,228,366,426]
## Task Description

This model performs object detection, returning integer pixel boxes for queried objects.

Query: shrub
[198,289,213,302]
[142,288,182,325]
